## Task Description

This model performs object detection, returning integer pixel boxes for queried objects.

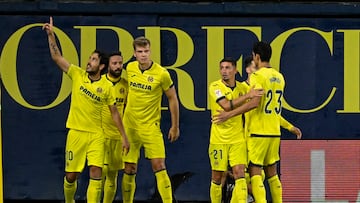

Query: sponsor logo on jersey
[80,85,101,101]
[129,81,152,91]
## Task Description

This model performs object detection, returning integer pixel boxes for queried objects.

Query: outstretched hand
[290,126,302,139]
[42,16,54,35]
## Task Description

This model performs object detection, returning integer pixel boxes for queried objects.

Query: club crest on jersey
[119,88,125,94]
[215,89,223,97]
[97,87,103,93]
[148,76,154,82]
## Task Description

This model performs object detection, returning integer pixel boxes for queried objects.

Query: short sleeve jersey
[123,61,173,130]
[209,79,248,144]
[66,64,114,133]
[101,75,128,139]
[248,67,285,136]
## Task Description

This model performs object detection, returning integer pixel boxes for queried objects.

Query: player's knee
[65,172,79,183]
[124,162,137,174]
[264,163,278,178]
[151,159,166,172]
[232,164,246,179]
[248,162,263,177]
[89,165,102,179]
[211,171,224,184]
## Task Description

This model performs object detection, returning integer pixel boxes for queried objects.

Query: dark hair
[244,55,253,68]
[109,51,122,59]
[93,49,108,66]
[93,49,109,74]
[253,41,272,62]
[220,57,236,67]
[100,51,123,75]
[133,36,151,50]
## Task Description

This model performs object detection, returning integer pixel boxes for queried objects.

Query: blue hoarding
[0,14,359,201]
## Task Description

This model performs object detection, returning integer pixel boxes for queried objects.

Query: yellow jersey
[241,81,251,137]
[123,61,173,130]
[101,74,128,139]
[242,80,293,136]
[65,64,114,133]
[248,67,285,136]
[209,79,248,144]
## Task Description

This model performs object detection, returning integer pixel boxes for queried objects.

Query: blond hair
[133,36,151,50]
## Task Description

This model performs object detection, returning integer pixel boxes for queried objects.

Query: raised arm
[109,105,130,154]
[164,86,180,143]
[42,16,70,73]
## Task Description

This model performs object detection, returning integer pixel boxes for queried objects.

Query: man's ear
[254,54,260,62]
[99,64,105,71]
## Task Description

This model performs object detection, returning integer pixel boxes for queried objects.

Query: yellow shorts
[208,141,247,171]
[65,129,104,172]
[104,138,124,171]
[247,136,280,166]
[123,127,165,164]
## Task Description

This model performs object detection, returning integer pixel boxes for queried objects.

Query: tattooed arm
[42,16,70,73]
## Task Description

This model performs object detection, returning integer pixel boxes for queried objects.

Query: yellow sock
[210,181,222,203]
[103,170,118,203]
[245,172,251,185]
[101,165,108,201]
[87,178,102,203]
[230,178,247,203]
[122,173,136,203]
[155,170,172,203]
[251,175,267,203]
[261,169,265,181]
[268,175,282,203]
[63,176,76,203]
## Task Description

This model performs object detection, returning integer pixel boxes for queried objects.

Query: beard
[109,69,122,78]
[86,63,99,75]
[87,69,97,75]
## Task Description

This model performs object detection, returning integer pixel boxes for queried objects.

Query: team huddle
[209,43,301,203]
[43,16,301,203]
